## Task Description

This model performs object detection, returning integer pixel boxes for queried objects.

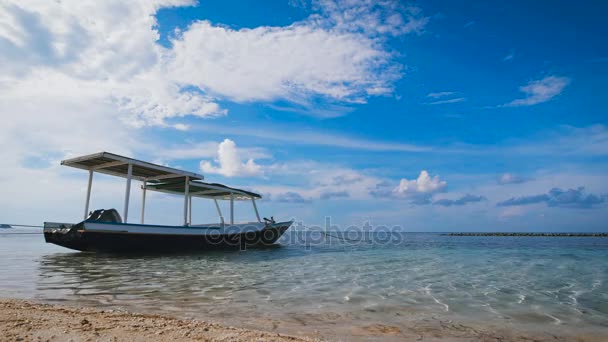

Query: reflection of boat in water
[44,152,292,252]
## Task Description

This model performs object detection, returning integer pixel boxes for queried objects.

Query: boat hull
[44,221,292,252]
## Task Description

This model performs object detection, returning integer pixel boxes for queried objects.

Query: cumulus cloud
[433,194,485,207]
[200,139,263,177]
[394,170,447,194]
[169,20,397,104]
[168,0,429,108]
[497,187,606,209]
[502,75,570,107]
[1,0,429,133]
[370,170,447,204]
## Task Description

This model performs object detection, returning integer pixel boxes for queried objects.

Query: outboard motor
[86,209,122,223]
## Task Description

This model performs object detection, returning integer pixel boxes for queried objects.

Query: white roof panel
[61,152,204,182]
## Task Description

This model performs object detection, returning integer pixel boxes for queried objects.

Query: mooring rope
[2,224,44,228]
[0,223,43,234]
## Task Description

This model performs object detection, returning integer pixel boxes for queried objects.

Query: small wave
[423,284,449,312]
[545,313,563,325]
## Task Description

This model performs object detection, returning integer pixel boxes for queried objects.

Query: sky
[0,0,607,231]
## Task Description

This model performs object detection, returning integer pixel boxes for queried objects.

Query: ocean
[1,229,607,340]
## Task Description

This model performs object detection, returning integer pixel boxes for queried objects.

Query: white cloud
[166,0,430,108]
[368,170,449,205]
[288,0,308,10]
[424,91,465,105]
[168,21,396,103]
[394,170,447,195]
[502,75,570,107]
[200,139,263,177]
[426,91,455,99]
[0,0,429,133]
[425,97,466,105]
[155,141,270,161]
[313,0,429,37]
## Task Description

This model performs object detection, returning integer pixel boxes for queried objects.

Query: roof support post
[188,195,192,225]
[84,170,94,220]
[251,198,261,223]
[230,192,234,225]
[123,163,132,223]
[214,199,224,226]
[183,176,189,226]
[140,182,147,224]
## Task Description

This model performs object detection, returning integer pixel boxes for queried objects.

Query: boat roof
[61,152,204,182]
[146,181,261,200]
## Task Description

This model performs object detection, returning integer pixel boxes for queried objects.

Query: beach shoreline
[0,298,317,342]
[3,298,607,342]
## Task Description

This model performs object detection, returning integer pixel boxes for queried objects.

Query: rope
[0,232,43,235]
[2,224,44,228]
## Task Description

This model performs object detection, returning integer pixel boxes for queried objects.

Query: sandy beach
[0,299,317,342]
[3,298,608,342]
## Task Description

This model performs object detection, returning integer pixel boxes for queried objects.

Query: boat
[43,152,293,252]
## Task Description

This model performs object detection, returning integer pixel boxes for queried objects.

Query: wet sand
[2,298,607,342]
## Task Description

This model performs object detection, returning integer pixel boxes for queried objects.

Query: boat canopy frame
[61,152,262,226]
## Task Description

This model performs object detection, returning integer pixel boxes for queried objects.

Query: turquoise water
[1,229,607,339]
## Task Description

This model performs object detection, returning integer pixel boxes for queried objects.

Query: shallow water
[1,229,607,339]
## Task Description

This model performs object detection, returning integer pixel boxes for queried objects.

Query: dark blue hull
[44,223,292,252]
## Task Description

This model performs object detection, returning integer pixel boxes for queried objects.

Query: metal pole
[214,199,224,225]
[140,182,146,224]
[230,193,234,224]
[188,195,192,225]
[183,176,189,226]
[84,170,93,219]
[251,198,261,222]
[123,163,132,222]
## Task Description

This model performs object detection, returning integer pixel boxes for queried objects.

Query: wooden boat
[43,152,292,252]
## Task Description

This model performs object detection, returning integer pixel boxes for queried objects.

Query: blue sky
[0,0,607,231]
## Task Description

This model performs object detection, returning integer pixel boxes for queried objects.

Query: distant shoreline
[445,232,608,237]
